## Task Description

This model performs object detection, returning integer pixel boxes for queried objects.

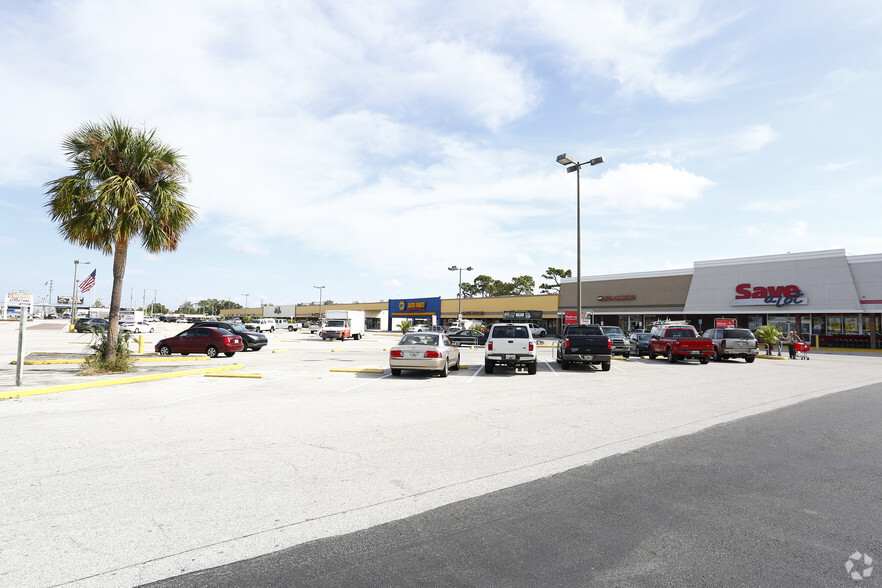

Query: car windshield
[225,324,249,335]
[667,329,696,338]
[723,329,754,339]
[492,326,529,338]
[636,333,651,341]
[603,327,624,335]
[326,320,345,327]
[400,334,439,346]
[567,326,603,336]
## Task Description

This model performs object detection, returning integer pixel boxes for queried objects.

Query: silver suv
[702,328,758,363]
[600,325,629,359]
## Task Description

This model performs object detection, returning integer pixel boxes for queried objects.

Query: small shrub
[399,320,411,333]
[78,328,135,375]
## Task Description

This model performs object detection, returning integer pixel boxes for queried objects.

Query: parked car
[557,323,613,371]
[527,323,547,338]
[309,322,322,334]
[286,321,303,331]
[485,323,538,375]
[601,325,630,359]
[703,327,759,363]
[191,321,268,351]
[74,318,109,332]
[449,329,488,346]
[389,332,461,377]
[247,318,278,332]
[120,321,154,333]
[648,323,714,364]
[629,332,652,357]
[155,327,244,358]
[411,324,442,332]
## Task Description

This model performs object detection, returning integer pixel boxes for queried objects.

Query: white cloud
[818,161,858,173]
[588,163,715,211]
[729,124,778,152]
[383,279,402,288]
[526,0,744,101]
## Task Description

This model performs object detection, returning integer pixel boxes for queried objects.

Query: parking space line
[542,359,559,376]
[468,365,485,383]
[341,372,391,393]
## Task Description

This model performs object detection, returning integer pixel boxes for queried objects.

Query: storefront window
[813,316,826,334]
[768,315,794,333]
[748,315,763,332]
[800,316,811,335]
[844,315,859,334]
[827,315,842,334]
[864,315,874,333]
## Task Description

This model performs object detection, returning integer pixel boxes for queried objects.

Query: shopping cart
[795,341,810,360]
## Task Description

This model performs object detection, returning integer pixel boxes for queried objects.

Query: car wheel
[484,359,495,374]
[539,330,546,337]
[134,328,140,333]
[354,334,360,340]
[181,352,190,356]
[224,352,235,357]
[439,361,448,378]
[206,346,218,358]
[391,368,402,376]
[699,358,708,365]
[561,360,570,370]
[667,348,676,363]
[527,361,537,375]
[745,356,755,363]
[451,354,460,371]
[158,345,172,356]
[601,361,611,372]
[649,352,657,360]
[149,328,154,333]
[288,325,294,331]
[623,353,630,359]
[714,348,722,361]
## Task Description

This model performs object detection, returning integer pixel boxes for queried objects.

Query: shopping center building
[559,249,882,348]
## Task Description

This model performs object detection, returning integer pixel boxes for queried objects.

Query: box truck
[320,310,366,341]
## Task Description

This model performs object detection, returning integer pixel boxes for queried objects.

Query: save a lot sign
[730,283,807,307]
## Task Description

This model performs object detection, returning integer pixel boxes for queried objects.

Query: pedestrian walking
[777,335,783,356]
[785,331,800,359]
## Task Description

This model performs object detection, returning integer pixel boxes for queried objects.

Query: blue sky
[2,0,881,311]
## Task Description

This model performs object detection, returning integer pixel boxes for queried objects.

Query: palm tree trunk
[105,239,129,361]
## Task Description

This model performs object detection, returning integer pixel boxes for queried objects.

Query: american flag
[79,269,96,293]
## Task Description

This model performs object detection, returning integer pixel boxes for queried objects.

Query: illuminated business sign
[731,283,807,307]
[406,301,426,311]
[596,295,636,302]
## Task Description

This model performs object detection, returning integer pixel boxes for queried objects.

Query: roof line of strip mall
[0,364,244,400]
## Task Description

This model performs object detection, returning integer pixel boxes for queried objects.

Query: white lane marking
[468,365,485,383]
[341,372,391,393]
[160,391,225,405]
[542,359,559,376]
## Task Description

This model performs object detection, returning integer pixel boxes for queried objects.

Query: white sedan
[120,321,154,333]
[389,332,461,377]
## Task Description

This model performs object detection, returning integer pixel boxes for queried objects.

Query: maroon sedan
[155,327,244,358]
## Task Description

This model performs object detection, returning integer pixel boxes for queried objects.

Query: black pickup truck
[557,323,613,371]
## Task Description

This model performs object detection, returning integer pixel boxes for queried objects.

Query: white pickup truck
[484,323,538,375]
[246,318,278,332]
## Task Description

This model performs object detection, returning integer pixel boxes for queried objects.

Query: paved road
[2,321,881,587]
[146,383,882,588]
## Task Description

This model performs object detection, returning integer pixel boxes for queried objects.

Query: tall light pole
[314,285,325,321]
[447,266,473,324]
[242,293,250,309]
[71,259,90,324]
[557,153,604,324]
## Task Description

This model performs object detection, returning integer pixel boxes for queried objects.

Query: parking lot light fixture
[556,153,604,324]
[448,265,473,324]
[242,293,249,310]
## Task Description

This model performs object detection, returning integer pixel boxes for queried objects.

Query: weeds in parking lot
[79,329,134,375]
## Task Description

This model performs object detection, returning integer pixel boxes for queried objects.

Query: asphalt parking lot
[2,321,882,587]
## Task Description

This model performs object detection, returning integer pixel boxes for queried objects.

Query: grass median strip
[0,364,245,400]
[11,356,210,365]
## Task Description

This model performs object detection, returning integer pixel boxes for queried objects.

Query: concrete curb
[0,363,244,400]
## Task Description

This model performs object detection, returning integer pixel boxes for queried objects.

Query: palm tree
[45,116,196,361]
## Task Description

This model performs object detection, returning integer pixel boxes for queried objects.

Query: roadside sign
[715,318,736,328]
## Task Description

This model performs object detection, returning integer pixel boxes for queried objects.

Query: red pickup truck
[648,323,714,364]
